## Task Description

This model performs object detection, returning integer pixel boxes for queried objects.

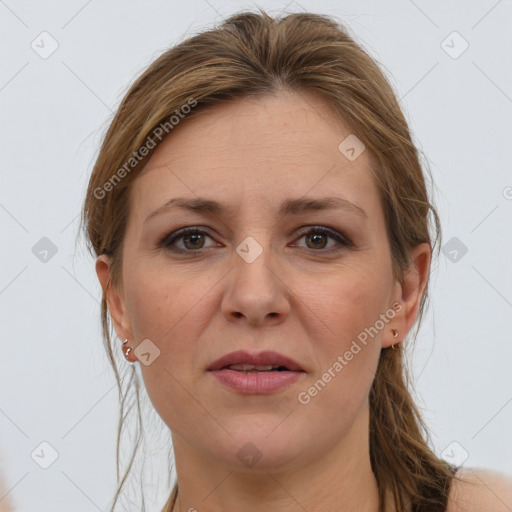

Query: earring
[391,329,399,350]
[122,339,138,363]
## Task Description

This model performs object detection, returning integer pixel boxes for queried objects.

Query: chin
[209,427,306,473]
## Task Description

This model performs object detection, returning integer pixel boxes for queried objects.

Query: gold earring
[122,339,137,363]
[391,329,399,350]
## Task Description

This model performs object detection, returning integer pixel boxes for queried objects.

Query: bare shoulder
[446,467,512,512]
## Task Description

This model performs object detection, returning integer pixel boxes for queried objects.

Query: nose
[221,241,291,327]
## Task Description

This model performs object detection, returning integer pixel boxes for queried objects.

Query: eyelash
[159,226,352,255]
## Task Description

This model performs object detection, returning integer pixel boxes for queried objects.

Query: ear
[383,242,431,348]
[95,254,133,342]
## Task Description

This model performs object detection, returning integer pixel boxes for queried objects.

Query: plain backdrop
[0,0,511,510]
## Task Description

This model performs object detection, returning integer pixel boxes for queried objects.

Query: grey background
[1,0,511,510]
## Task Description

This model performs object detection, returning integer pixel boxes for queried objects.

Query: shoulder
[446,467,512,512]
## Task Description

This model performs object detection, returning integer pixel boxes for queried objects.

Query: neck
[169,404,381,512]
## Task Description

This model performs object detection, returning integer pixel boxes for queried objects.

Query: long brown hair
[81,8,469,511]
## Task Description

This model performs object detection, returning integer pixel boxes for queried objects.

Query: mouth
[207,350,306,394]
[207,350,305,373]
[222,364,292,373]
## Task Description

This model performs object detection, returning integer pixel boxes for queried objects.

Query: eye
[160,225,352,254]
[293,226,352,252]
[160,227,216,252]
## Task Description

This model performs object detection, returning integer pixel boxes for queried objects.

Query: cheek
[122,265,218,388]
[122,271,207,427]
[124,263,209,344]
[309,261,390,348]
[300,263,389,406]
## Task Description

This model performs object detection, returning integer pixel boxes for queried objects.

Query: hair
[81,8,471,512]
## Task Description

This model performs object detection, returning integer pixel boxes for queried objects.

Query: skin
[96,89,432,511]
[447,468,512,512]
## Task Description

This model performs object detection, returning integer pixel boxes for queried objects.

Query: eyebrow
[144,196,367,224]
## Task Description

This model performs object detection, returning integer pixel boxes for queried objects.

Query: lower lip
[209,369,305,394]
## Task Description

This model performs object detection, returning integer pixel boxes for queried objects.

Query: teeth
[239,371,272,374]
[228,364,275,371]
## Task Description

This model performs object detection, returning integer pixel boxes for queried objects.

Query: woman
[81,9,512,512]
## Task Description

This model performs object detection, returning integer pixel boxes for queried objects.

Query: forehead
[130,90,381,223]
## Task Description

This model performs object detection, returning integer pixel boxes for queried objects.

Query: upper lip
[207,350,305,372]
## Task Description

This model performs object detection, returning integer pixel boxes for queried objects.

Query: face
[97,89,428,474]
